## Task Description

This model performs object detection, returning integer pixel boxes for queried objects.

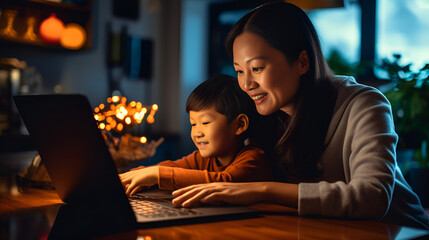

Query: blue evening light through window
[307,0,429,78]
[377,0,429,73]
[307,0,361,69]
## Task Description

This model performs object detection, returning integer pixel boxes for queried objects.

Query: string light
[93,96,158,136]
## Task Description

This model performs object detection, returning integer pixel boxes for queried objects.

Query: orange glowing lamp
[60,23,86,49]
[39,14,65,44]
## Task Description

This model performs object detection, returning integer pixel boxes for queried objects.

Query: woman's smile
[251,93,268,104]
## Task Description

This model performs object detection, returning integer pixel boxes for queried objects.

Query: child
[119,74,273,196]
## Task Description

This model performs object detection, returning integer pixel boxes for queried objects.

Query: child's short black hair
[186,74,277,153]
[186,74,255,123]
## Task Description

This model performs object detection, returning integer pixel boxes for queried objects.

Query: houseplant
[378,54,429,207]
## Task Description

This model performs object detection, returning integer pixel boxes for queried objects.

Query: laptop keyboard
[129,195,201,218]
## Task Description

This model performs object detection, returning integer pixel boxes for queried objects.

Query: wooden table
[1,152,429,239]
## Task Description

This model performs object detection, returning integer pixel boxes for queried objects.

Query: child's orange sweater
[157,146,272,190]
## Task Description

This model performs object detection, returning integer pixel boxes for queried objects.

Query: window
[210,0,429,83]
[376,0,429,73]
[307,0,361,76]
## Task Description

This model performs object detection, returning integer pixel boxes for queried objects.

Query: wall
[179,0,226,156]
[0,0,182,137]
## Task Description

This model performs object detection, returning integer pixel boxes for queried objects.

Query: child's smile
[197,141,209,147]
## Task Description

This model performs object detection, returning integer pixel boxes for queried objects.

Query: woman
[172,2,429,229]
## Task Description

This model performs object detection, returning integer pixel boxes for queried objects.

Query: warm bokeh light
[146,115,154,124]
[125,117,131,125]
[140,136,147,144]
[60,23,86,50]
[110,120,117,128]
[39,14,64,44]
[94,96,158,135]
[146,104,158,124]
[116,112,125,120]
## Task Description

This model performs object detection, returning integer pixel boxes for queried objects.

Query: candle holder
[1,9,18,38]
[23,16,38,41]
[104,132,164,172]
[94,96,162,171]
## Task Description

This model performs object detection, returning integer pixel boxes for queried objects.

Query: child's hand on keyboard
[119,166,159,196]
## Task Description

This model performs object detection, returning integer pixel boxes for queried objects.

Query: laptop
[13,94,258,226]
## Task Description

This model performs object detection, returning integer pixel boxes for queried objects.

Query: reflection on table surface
[2,186,429,240]
[1,153,429,239]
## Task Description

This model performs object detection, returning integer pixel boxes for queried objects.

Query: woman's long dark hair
[225,2,338,180]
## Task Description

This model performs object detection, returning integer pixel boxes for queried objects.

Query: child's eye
[202,122,210,125]
[190,123,196,127]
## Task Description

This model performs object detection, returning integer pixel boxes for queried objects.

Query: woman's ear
[235,114,249,136]
[297,50,310,75]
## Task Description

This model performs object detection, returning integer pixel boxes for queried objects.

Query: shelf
[26,0,92,12]
[0,0,93,50]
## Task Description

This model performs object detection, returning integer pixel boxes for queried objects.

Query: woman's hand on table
[171,182,267,207]
[172,182,299,208]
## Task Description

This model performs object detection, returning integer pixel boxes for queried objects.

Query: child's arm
[119,148,270,194]
[118,151,200,196]
[119,166,159,196]
[158,147,272,190]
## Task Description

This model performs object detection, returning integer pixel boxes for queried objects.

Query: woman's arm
[298,88,398,219]
[172,182,298,208]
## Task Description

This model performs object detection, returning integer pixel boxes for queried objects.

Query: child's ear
[235,114,249,136]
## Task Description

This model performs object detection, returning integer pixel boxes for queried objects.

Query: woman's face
[233,32,308,115]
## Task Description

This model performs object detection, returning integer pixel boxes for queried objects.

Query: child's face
[189,106,239,160]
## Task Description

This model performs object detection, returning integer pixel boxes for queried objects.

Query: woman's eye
[190,123,196,127]
[252,67,264,72]
[235,70,243,74]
